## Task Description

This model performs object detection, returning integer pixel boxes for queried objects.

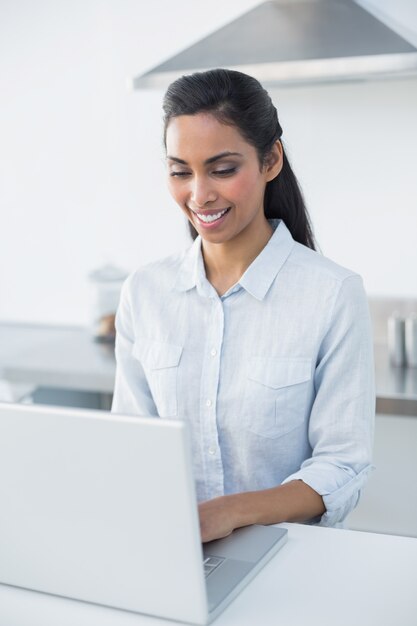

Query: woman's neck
[202,218,273,296]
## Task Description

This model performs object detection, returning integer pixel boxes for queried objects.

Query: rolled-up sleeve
[111,275,158,417]
[282,274,375,526]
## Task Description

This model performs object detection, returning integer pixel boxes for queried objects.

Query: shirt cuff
[281,462,375,527]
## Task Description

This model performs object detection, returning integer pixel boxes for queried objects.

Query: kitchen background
[1,0,417,326]
[1,0,416,537]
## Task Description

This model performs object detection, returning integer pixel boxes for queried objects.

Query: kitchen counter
[1,522,416,626]
[374,343,417,415]
[0,323,115,395]
[1,323,417,415]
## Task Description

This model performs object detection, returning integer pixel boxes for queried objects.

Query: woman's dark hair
[162,68,316,250]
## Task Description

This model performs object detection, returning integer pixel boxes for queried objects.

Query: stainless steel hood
[133,0,417,89]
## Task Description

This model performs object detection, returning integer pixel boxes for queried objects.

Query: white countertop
[0,323,115,394]
[1,523,416,626]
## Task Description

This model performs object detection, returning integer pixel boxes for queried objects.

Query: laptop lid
[0,402,208,624]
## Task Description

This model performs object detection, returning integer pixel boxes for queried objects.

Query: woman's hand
[198,496,237,543]
[198,482,325,543]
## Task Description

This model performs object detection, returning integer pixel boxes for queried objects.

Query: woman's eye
[213,167,236,176]
[170,171,190,177]
[169,167,237,178]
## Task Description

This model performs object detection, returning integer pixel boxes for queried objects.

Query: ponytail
[264,147,315,250]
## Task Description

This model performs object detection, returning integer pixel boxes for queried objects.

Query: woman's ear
[265,140,284,182]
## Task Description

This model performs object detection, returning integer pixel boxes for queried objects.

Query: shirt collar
[173,219,296,300]
[239,220,295,300]
[173,236,205,293]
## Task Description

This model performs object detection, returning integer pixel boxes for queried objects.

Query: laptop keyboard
[203,555,225,578]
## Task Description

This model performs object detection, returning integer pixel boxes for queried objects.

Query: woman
[112,69,375,542]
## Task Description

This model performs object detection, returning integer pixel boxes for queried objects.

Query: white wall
[1,0,416,326]
[273,77,417,292]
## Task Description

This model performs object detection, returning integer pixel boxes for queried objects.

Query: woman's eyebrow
[167,151,243,165]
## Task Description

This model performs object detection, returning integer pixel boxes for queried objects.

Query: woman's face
[165,113,281,245]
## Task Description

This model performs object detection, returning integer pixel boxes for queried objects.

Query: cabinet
[346,413,417,537]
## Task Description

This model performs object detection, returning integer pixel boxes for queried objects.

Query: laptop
[0,402,287,624]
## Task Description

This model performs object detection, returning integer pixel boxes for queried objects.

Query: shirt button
[208,447,216,456]
[210,348,217,357]
[205,399,212,407]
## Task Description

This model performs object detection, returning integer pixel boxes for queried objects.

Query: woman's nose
[190,176,217,208]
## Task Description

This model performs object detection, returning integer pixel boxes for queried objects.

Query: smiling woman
[165,113,281,293]
[163,70,315,249]
[111,69,375,542]
[166,115,277,236]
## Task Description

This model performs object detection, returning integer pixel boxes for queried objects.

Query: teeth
[196,208,228,223]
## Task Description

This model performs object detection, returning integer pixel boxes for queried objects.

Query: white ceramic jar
[88,264,128,342]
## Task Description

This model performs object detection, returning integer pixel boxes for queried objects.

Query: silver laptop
[0,402,287,624]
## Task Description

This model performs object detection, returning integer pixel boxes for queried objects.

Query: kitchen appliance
[133,0,417,89]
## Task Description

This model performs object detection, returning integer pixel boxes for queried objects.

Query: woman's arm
[199,480,324,542]
[200,274,374,543]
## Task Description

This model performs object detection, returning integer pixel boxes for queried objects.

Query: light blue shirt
[112,220,375,526]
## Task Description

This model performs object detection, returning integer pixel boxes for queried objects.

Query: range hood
[133,0,417,89]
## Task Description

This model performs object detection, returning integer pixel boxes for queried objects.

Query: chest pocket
[132,338,183,418]
[245,357,312,439]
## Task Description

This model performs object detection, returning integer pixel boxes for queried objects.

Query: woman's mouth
[191,207,231,228]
